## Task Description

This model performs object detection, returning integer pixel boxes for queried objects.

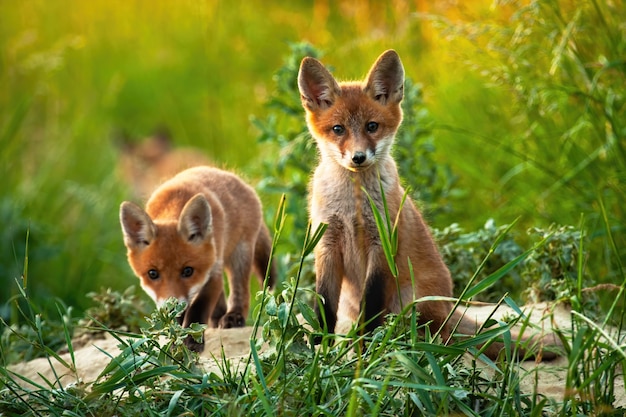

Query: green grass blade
[165,389,185,417]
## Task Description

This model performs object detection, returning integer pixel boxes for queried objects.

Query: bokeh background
[1,0,624,321]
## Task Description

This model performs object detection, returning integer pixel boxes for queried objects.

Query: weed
[78,286,150,335]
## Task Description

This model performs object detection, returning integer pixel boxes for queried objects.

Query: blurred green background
[1,0,624,321]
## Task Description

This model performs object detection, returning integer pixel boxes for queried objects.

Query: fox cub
[120,166,276,351]
[298,50,558,359]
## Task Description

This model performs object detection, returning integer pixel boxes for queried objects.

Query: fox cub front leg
[314,228,344,334]
[219,240,256,328]
[314,236,390,335]
[362,268,389,332]
[181,271,225,351]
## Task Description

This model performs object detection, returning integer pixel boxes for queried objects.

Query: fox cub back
[120,166,275,351]
[298,50,559,359]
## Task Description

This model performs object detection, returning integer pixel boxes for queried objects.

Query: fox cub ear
[178,194,212,244]
[298,56,341,111]
[120,202,156,250]
[364,49,404,105]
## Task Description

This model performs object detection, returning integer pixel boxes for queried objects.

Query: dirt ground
[7,303,625,408]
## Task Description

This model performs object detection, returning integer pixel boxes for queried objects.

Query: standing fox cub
[298,50,559,359]
[120,166,276,351]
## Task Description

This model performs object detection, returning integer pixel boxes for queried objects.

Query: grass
[425,0,625,259]
[1,196,624,415]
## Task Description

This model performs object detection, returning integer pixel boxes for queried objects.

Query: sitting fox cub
[120,166,275,351]
[298,50,559,359]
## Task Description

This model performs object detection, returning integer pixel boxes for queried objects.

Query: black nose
[352,152,366,165]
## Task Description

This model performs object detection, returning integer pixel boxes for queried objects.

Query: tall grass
[423,0,625,283]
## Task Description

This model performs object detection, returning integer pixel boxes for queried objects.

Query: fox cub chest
[312,170,387,240]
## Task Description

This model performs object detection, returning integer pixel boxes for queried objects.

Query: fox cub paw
[184,335,205,353]
[219,312,246,328]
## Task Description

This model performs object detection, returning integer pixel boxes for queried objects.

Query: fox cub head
[298,49,405,172]
[120,194,215,307]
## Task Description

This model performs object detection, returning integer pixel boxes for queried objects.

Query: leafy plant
[253,42,321,249]
[521,224,588,305]
[432,219,594,313]
[77,286,150,335]
[434,219,524,303]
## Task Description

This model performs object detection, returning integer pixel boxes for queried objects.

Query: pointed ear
[364,50,404,105]
[178,194,212,244]
[120,202,156,250]
[298,56,342,111]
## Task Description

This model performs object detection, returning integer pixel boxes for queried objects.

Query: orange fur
[299,50,559,360]
[120,166,276,351]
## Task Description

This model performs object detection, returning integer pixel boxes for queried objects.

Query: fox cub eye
[332,125,345,135]
[366,121,379,133]
[147,269,160,280]
[181,266,194,278]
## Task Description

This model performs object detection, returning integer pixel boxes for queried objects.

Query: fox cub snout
[120,166,276,351]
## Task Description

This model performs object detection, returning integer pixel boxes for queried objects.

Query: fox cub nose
[352,152,367,165]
